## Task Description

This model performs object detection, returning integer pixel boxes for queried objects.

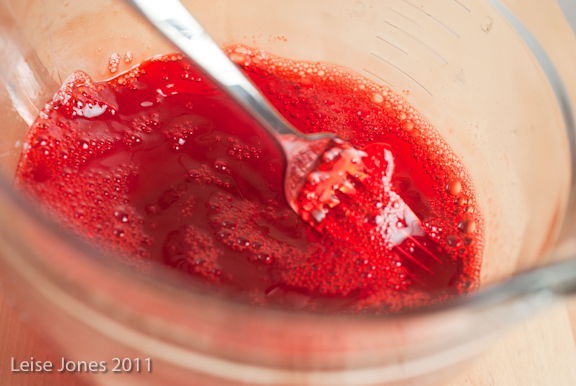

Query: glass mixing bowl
[1,0,576,385]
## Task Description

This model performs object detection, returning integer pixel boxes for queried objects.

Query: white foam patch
[74,103,108,118]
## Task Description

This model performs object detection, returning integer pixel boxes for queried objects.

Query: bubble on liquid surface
[109,53,121,73]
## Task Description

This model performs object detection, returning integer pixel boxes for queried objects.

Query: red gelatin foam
[15,46,483,313]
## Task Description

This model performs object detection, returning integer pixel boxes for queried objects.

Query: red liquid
[15,48,483,313]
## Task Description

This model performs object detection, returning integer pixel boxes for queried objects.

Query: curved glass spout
[0,1,58,126]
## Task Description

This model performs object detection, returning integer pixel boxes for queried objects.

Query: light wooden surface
[2,292,576,386]
[446,299,576,386]
[0,292,87,386]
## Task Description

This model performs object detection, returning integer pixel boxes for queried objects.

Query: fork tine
[398,229,443,263]
[400,267,426,286]
[392,246,428,286]
[393,244,434,273]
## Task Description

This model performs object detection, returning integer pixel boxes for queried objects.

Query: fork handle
[125,0,302,140]
[126,0,337,210]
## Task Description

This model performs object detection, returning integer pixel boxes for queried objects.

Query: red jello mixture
[14,46,483,313]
